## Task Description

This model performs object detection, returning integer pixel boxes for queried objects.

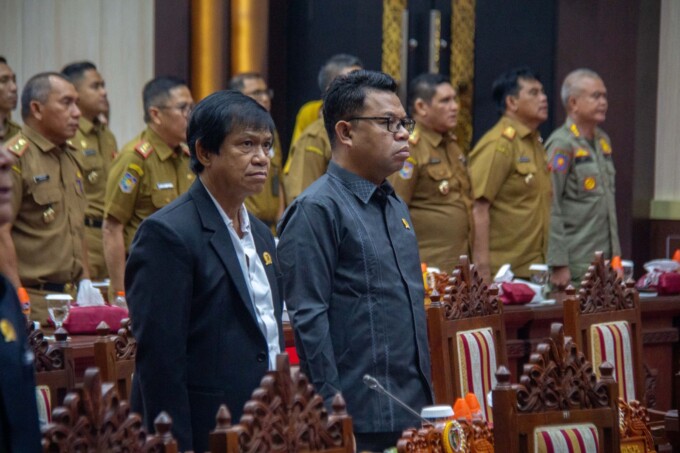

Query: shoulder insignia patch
[399,160,415,179]
[550,151,569,173]
[119,171,138,194]
[179,143,190,156]
[5,135,29,157]
[570,123,581,137]
[502,126,516,141]
[134,141,154,159]
[408,131,420,145]
[599,138,612,154]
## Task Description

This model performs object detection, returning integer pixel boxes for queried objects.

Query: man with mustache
[390,73,473,273]
[0,72,89,323]
[0,57,20,142]
[547,69,620,287]
[468,66,551,282]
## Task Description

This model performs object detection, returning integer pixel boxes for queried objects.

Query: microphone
[362,374,433,426]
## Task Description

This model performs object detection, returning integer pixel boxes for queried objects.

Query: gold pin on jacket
[0,319,16,342]
[402,218,411,230]
[262,251,273,265]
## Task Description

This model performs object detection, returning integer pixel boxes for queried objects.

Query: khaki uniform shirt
[70,116,118,220]
[468,116,551,278]
[546,120,620,281]
[389,123,473,272]
[282,117,331,205]
[0,118,21,142]
[5,125,87,286]
[104,127,195,250]
[244,131,282,226]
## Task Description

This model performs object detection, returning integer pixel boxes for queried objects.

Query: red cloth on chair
[499,282,535,305]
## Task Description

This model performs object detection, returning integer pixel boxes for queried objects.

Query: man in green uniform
[547,69,620,287]
[103,76,195,297]
[0,57,20,142]
[0,72,89,323]
[228,72,284,229]
[469,67,551,282]
[283,54,363,204]
[390,73,473,272]
[62,61,118,280]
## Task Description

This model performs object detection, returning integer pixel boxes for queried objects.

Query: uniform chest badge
[0,319,16,342]
[88,171,99,183]
[83,148,97,156]
[438,180,450,195]
[119,172,138,194]
[43,206,56,224]
[399,160,415,180]
[583,176,597,191]
[401,218,411,230]
[262,252,273,265]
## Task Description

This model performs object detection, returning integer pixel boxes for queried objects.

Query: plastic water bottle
[113,291,128,309]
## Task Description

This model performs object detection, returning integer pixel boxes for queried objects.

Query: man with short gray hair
[546,69,620,287]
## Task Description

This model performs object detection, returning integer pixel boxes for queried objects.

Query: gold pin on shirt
[524,174,534,185]
[43,206,56,223]
[88,171,99,183]
[438,180,450,195]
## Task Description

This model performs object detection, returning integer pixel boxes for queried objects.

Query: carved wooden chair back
[427,255,508,422]
[41,367,178,452]
[94,318,137,400]
[492,323,621,452]
[208,354,354,453]
[29,323,76,422]
[563,251,645,405]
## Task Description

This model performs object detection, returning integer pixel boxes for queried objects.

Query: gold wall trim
[231,0,269,76]
[450,0,476,151]
[381,0,407,82]
[191,0,225,101]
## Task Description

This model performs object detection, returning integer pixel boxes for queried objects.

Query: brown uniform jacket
[104,127,195,250]
[282,117,331,205]
[5,125,87,286]
[389,124,473,272]
[0,118,21,143]
[468,116,551,278]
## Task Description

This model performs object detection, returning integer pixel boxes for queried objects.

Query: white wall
[0,0,154,145]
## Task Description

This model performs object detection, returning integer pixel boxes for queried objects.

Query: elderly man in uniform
[0,144,41,452]
[62,61,118,281]
[547,69,620,287]
[468,67,551,283]
[0,57,20,142]
[229,72,284,229]
[279,70,433,452]
[127,91,283,452]
[0,72,89,323]
[282,54,363,205]
[390,73,473,272]
[103,76,195,297]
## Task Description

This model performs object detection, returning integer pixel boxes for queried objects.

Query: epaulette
[599,138,612,154]
[134,141,154,159]
[409,130,420,145]
[569,123,581,138]
[179,143,190,156]
[5,135,29,157]
[501,126,516,141]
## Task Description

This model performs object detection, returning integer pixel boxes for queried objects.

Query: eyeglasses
[347,116,416,134]
[158,102,195,117]
[245,89,274,100]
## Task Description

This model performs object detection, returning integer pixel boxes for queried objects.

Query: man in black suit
[126,91,284,452]
[0,144,41,452]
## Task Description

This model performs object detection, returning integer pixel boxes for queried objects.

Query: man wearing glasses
[103,76,195,297]
[278,70,433,452]
[390,73,473,273]
[228,73,284,230]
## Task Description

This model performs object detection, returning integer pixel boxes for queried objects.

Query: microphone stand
[362,374,434,426]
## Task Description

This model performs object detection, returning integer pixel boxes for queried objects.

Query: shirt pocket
[574,162,604,197]
[28,184,61,227]
[425,162,459,199]
[151,188,178,208]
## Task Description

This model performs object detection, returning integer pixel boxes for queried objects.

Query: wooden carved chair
[396,419,494,452]
[492,323,621,452]
[29,323,76,424]
[41,367,178,452]
[94,318,136,400]
[208,354,354,453]
[427,255,508,422]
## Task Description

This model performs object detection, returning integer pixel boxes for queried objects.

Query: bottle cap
[420,404,454,421]
[116,291,125,297]
[17,287,30,303]
[673,249,680,264]
[611,255,622,270]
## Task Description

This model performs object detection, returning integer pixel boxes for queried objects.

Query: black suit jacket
[126,179,284,452]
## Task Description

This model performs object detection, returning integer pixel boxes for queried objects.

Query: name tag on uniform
[83,149,96,156]
[33,174,50,183]
[518,156,531,163]
[427,158,441,165]
[156,182,174,190]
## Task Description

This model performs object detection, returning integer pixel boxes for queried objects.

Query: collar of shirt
[501,115,539,140]
[21,124,71,153]
[143,126,178,161]
[78,116,95,135]
[417,123,446,148]
[326,160,396,205]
